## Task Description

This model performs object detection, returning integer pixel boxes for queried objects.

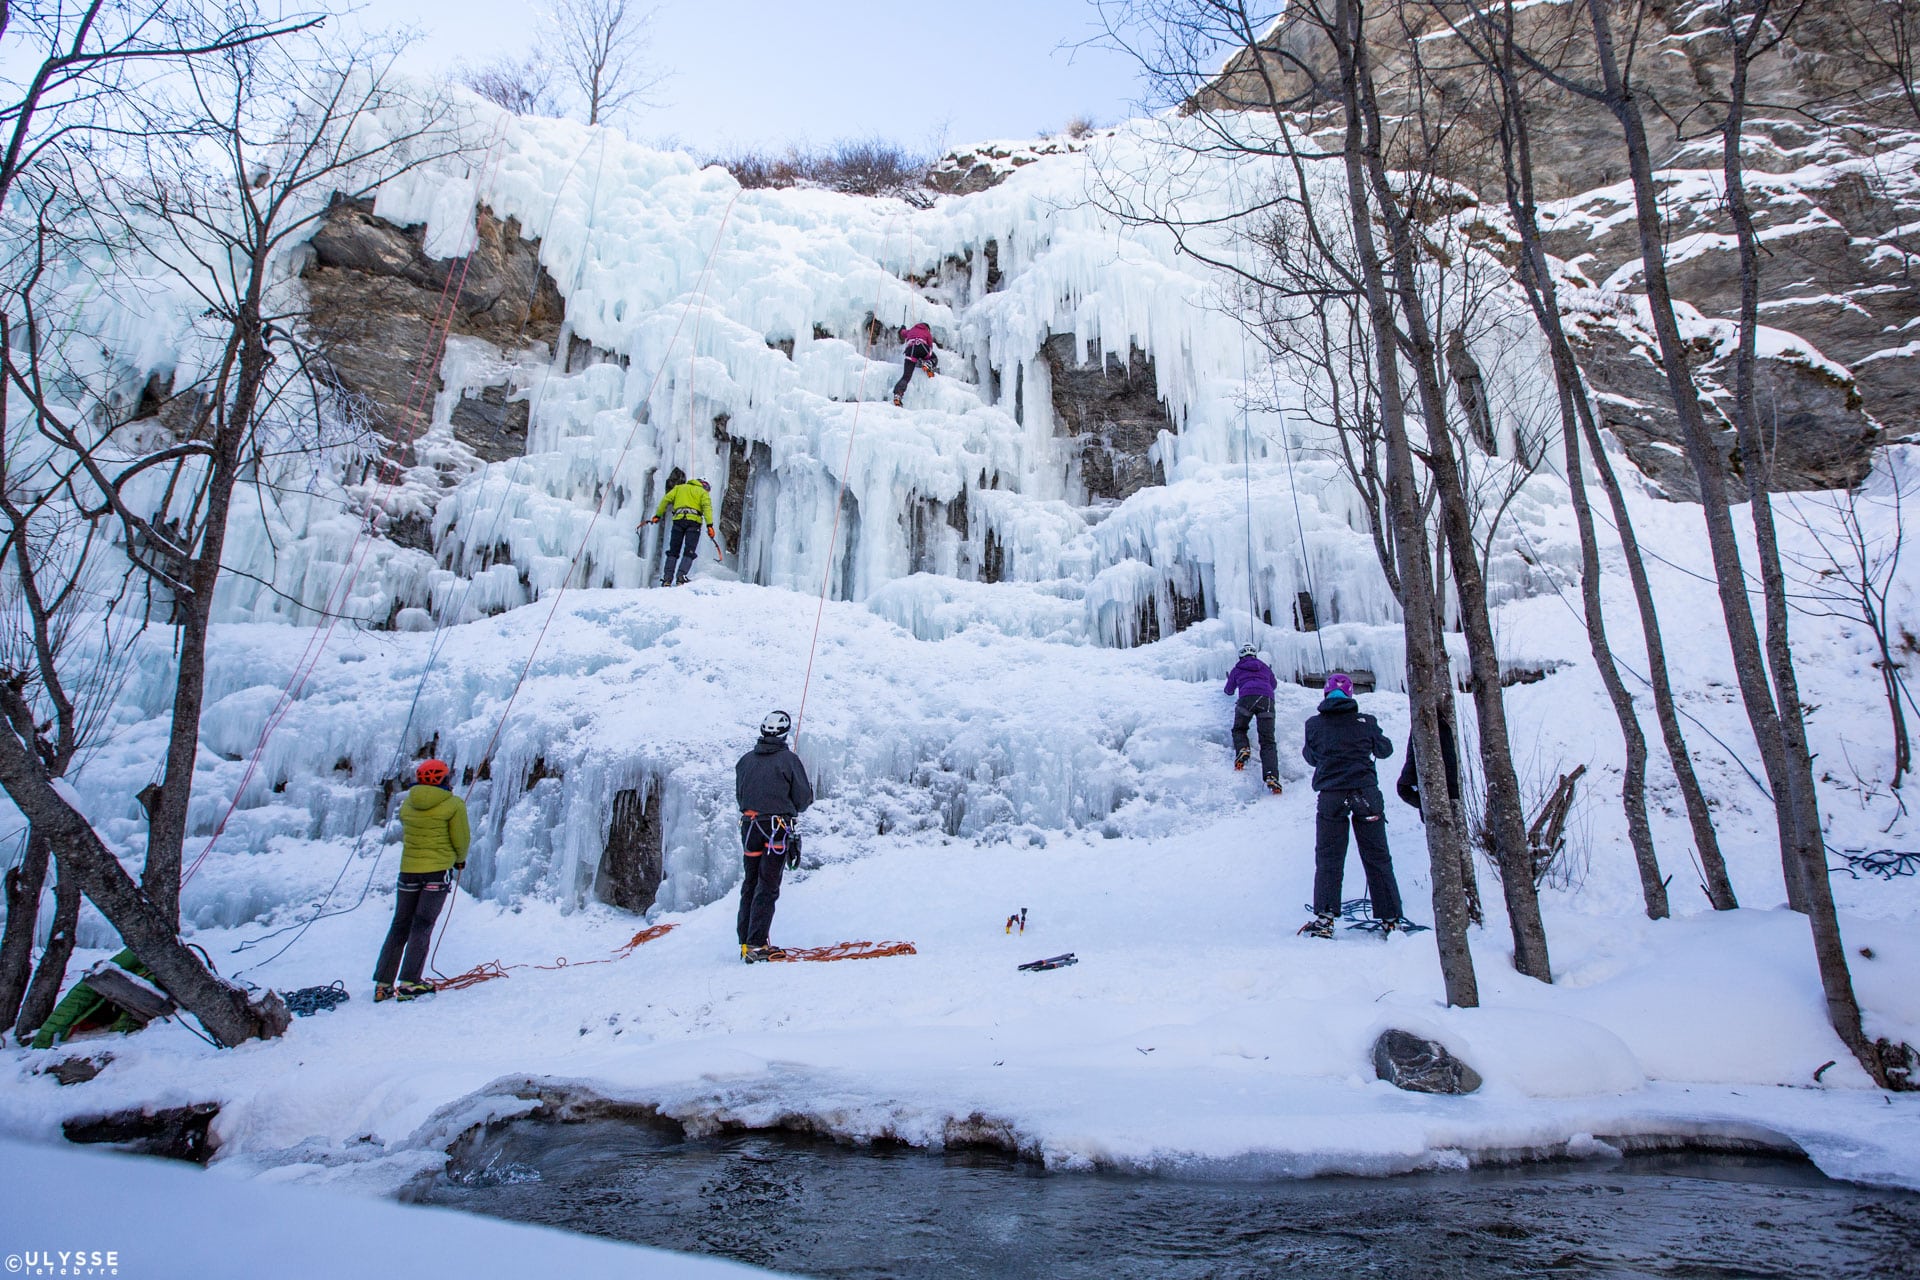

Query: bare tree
[459,51,560,117]
[547,0,662,127]
[0,0,323,1042]
[1781,473,1913,796]
[0,5,463,1045]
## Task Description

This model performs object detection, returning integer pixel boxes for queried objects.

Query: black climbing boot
[1297,913,1335,940]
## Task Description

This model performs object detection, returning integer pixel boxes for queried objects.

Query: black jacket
[1302,694,1392,792]
[736,735,815,816]
[1397,719,1461,815]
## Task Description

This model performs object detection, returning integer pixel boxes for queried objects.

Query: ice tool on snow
[1018,952,1077,971]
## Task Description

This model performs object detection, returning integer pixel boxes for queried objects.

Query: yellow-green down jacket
[654,481,714,526]
[399,783,471,873]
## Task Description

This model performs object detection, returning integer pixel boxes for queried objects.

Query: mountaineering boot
[373,983,395,1004]
[1296,913,1336,940]
[892,394,903,407]
[1265,776,1284,796]
[1234,747,1251,771]
[394,980,435,1001]
[743,945,787,964]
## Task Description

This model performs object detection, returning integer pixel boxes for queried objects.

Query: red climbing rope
[430,923,678,991]
[769,940,917,962]
[182,127,516,887]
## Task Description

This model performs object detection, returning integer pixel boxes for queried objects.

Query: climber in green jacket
[373,758,471,1002]
[28,948,150,1049]
[644,478,716,586]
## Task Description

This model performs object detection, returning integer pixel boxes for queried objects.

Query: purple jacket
[1224,655,1277,700]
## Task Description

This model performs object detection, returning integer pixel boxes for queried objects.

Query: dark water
[426,1118,1920,1279]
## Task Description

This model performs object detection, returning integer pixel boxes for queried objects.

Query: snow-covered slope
[6,88,1920,1209]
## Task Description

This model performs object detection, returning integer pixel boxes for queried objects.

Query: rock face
[1042,334,1171,502]
[1372,1029,1483,1095]
[302,196,564,450]
[64,1101,221,1163]
[596,787,663,913]
[1196,1,1908,495]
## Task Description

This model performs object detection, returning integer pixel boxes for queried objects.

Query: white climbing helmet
[760,709,792,738]
[1239,642,1259,658]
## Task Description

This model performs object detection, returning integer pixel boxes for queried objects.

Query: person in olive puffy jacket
[372,758,470,1002]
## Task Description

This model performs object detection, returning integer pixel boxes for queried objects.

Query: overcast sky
[365,1,1154,154]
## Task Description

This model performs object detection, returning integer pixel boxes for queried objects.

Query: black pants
[1312,787,1402,919]
[736,816,796,947]
[663,519,702,584]
[373,869,453,984]
[892,358,929,400]
[1232,695,1279,780]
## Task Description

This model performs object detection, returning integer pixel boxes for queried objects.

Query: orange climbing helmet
[416,759,451,786]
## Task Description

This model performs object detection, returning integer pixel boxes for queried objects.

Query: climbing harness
[280,981,351,1017]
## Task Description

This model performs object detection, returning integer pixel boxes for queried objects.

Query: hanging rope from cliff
[429,176,743,980]
[793,209,906,744]
[230,132,611,978]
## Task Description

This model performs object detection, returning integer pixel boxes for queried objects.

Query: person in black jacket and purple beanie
[1223,643,1283,794]
[1298,672,1408,939]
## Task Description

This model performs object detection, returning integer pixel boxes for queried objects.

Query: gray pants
[1232,695,1279,779]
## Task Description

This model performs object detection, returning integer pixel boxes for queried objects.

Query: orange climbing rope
[429,923,678,991]
[769,940,917,962]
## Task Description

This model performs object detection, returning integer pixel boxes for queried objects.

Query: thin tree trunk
[1351,5,1550,981]
[1577,409,1738,908]
[1716,0,1880,1081]
[15,866,78,1040]
[1558,371,1668,917]
[1334,0,1478,1006]
[1480,41,1667,918]
[1583,0,1802,909]
[144,303,267,931]
[0,830,51,1032]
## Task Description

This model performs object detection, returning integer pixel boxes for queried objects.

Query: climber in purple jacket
[1224,643,1282,794]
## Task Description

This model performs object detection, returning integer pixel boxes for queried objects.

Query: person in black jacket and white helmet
[734,709,815,963]
[1298,672,1409,939]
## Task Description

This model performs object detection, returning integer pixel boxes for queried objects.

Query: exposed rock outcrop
[1042,334,1171,502]
[596,787,663,913]
[302,196,564,452]
[64,1101,221,1163]
[1195,1,1907,494]
[1372,1029,1483,1095]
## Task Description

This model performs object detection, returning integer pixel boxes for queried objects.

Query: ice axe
[707,526,726,561]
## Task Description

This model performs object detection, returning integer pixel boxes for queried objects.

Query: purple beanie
[1324,672,1354,697]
